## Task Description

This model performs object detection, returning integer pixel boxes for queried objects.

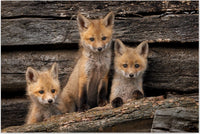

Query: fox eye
[123,64,128,68]
[135,64,140,68]
[51,89,55,93]
[102,36,107,40]
[39,90,44,94]
[89,37,95,42]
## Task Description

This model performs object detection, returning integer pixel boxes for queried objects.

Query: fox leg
[97,77,108,107]
[78,78,89,112]
[58,96,76,113]
[26,105,42,124]
[132,80,144,100]
[26,111,38,124]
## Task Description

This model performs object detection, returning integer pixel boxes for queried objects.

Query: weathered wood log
[2,1,198,18]
[2,96,198,132]
[151,107,198,132]
[2,46,198,93]
[1,2,198,132]
[1,99,30,129]
[166,93,199,102]
[2,14,198,46]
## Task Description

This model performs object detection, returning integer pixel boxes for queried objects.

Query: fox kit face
[77,12,114,52]
[114,39,149,78]
[26,63,60,105]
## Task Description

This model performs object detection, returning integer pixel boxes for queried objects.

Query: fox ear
[26,67,39,84]
[50,63,58,80]
[136,41,149,58]
[114,39,126,55]
[77,13,90,31]
[103,12,114,27]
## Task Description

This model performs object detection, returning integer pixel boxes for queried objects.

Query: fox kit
[25,63,61,124]
[110,39,149,108]
[60,12,114,112]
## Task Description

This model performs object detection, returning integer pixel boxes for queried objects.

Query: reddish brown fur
[110,39,149,107]
[60,12,114,112]
[26,63,61,124]
[115,46,147,76]
[81,19,113,49]
[27,72,60,101]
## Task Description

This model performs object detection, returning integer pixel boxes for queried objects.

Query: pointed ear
[50,63,58,80]
[136,41,149,58]
[103,12,114,27]
[77,13,91,31]
[114,39,126,55]
[26,67,39,84]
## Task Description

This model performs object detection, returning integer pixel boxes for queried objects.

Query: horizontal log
[151,107,198,132]
[1,50,78,91]
[166,93,199,102]
[1,99,30,129]
[1,14,198,46]
[2,96,198,132]
[2,1,198,18]
[2,46,198,93]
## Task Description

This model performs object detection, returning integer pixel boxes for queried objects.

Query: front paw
[78,104,90,112]
[98,99,108,107]
[132,90,144,100]
[111,97,123,108]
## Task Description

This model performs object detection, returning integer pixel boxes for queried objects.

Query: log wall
[1,1,199,95]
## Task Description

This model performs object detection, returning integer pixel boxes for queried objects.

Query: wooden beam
[2,46,198,92]
[2,1,198,18]
[2,14,198,46]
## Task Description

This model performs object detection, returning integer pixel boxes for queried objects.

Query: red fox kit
[110,39,149,108]
[25,63,61,124]
[60,12,114,112]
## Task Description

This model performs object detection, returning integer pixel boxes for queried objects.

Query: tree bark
[2,96,198,132]
[151,107,199,132]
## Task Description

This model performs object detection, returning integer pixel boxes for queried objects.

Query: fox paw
[78,104,90,112]
[98,99,108,107]
[132,90,144,100]
[111,97,123,108]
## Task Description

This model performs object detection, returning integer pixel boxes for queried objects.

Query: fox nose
[48,99,53,104]
[129,74,134,78]
[98,47,102,52]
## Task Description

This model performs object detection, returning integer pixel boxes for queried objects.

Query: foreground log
[2,96,198,132]
[151,107,198,132]
[2,46,198,93]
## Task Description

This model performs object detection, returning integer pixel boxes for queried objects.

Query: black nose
[98,47,102,52]
[129,74,134,78]
[48,99,53,104]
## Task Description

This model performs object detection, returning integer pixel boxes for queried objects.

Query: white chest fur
[112,76,143,102]
[84,50,111,78]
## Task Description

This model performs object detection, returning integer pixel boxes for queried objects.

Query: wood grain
[2,1,198,18]
[151,107,198,132]
[2,14,198,46]
[2,46,198,92]
[2,96,198,132]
